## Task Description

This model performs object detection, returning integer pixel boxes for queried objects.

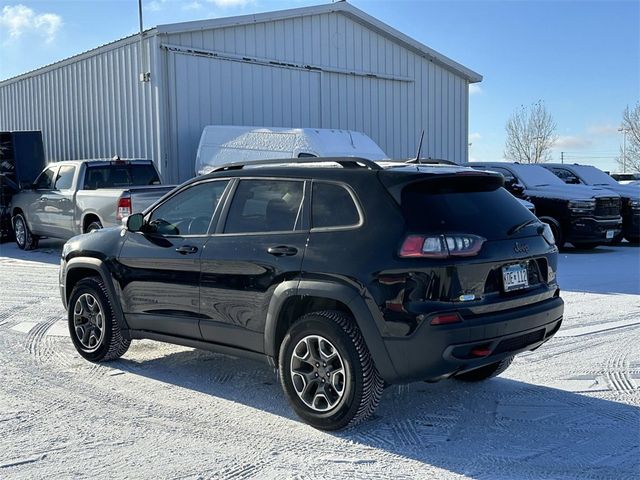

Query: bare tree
[504,101,558,163]
[616,102,640,172]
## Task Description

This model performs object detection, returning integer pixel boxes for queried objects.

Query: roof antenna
[406,129,425,164]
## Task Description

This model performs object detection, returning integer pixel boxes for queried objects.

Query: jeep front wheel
[279,310,384,431]
[68,277,130,362]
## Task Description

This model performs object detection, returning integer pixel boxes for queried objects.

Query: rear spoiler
[378,170,504,204]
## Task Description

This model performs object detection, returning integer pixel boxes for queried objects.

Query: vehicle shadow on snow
[0,238,65,265]
[117,348,638,478]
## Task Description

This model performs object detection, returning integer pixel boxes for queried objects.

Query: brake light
[399,234,485,258]
[116,195,132,221]
[430,313,462,325]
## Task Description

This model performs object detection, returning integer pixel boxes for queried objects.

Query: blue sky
[1,0,638,171]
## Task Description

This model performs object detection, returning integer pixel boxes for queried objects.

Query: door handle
[267,245,298,257]
[175,245,198,255]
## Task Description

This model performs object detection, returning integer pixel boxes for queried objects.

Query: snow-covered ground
[0,240,638,479]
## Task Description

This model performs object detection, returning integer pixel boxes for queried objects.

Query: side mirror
[509,182,525,195]
[126,213,145,232]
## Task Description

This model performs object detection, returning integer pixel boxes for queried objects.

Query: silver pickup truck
[11,159,175,250]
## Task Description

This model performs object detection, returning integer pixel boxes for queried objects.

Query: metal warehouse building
[0,2,481,183]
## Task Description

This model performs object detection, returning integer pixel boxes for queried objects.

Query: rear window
[312,182,361,229]
[401,183,535,240]
[84,164,160,189]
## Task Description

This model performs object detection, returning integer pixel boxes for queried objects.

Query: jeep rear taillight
[399,234,485,258]
[116,195,132,221]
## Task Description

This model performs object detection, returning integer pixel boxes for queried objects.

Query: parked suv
[540,163,639,244]
[465,162,623,249]
[60,158,564,430]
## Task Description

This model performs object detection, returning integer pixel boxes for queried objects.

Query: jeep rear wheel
[68,277,130,362]
[13,214,38,250]
[279,310,384,431]
[455,356,514,382]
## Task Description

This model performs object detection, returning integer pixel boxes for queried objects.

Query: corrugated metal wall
[162,12,469,181]
[0,35,163,175]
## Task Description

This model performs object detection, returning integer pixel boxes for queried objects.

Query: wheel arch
[81,212,103,232]
[64,258,130,337]
[264,280,398,383]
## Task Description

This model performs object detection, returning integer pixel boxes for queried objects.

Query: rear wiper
[508,219,541,236]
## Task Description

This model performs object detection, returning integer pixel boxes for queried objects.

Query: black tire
[68,277,130,362]
[279,310,384,431]
[611,232,624,245]
[13,214,39,250]
[454,356,514,382]
[624,235,639,245]
[572,242,599,250]
[540,217,564,249]
[86,221,103,233]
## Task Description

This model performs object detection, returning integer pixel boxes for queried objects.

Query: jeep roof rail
[209,157,383,172]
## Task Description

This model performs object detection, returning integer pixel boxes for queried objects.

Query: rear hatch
[378,169,559,323]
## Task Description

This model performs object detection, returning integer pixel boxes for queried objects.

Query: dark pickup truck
[465,162,623,249]
[540,163,639,244]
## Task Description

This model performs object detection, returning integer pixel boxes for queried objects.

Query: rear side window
[84,164,160,189]
[312,182,361,229]
[54,165,76,190]
[224,179,304,234]
[401,182,534,240]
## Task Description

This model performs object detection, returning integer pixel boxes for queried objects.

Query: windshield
[570,165,618,186]
[509,164,566,188]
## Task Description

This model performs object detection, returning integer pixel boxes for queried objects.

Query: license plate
[606,230,614,239]
[502,263,529,292]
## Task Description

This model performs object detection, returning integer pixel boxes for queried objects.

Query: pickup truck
[465,162,623,249]
[11,159,175,250]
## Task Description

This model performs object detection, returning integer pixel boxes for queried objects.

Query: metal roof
[1,2,481,86]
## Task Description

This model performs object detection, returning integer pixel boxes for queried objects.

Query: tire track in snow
[605,335,637,393]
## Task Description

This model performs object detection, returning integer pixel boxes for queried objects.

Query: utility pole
[618,127,629,173]
[561,151,564,164]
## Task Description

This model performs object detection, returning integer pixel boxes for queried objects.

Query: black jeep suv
[465,162,623,249]
[60,158,564,430]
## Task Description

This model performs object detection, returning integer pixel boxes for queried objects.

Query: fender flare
[264,279,398,382]
[65,257,130,337]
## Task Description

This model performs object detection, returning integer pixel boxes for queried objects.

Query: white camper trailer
[195,126,388,175]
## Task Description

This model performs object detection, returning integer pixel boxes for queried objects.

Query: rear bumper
[565,216,622,244]
[382,296,564,383]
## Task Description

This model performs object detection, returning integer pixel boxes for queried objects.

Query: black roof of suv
[60,157,564,430]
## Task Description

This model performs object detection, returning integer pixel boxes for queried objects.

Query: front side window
[224,179,304,234]
[147,180,229,236]
[551,168,581,185]
[34,167,56,190]
[54,165,76,190]
[312,182,361,229]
